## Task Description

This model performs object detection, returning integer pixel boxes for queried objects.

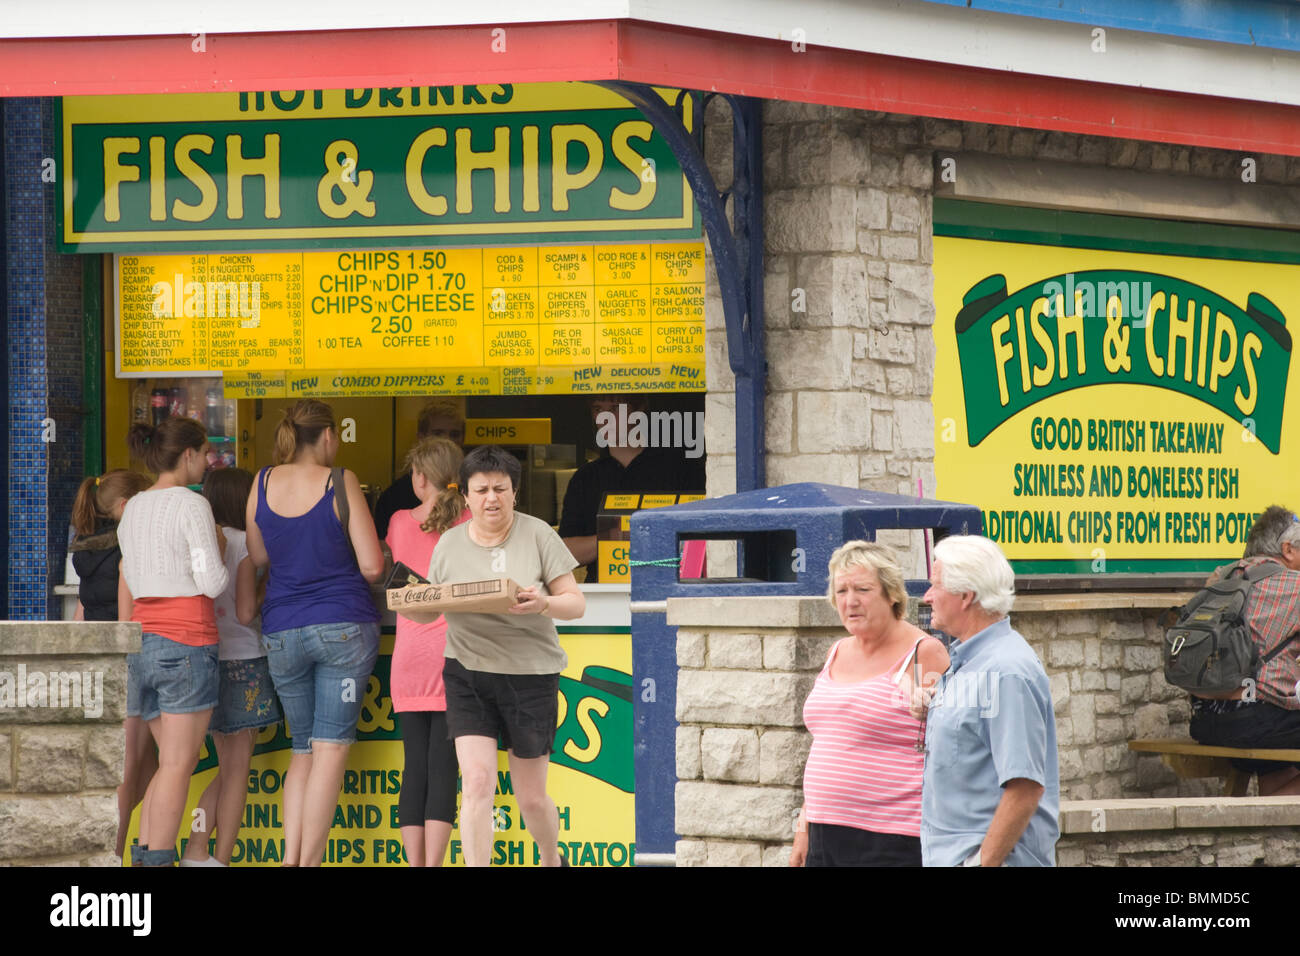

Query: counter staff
[559,395,705,580]
[373,399,466,539]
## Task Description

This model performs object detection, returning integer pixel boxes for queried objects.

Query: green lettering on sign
[954,271,1291,452]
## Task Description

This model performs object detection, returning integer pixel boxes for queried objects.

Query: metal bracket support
[595,82,766,492]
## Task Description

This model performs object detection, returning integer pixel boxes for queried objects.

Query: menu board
[115,243,706,396]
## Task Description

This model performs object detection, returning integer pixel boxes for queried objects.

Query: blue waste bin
[628,482,982,863]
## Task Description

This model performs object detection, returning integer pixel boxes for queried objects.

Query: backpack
[1164,560,1293,696]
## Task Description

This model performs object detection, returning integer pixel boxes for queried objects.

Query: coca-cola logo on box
[393,586,442,605]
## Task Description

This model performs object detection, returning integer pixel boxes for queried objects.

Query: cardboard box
[387,577,522,623]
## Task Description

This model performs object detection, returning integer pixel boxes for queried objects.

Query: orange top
[132,595,219,647]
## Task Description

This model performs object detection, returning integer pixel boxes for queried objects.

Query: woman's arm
[245,470,270,569]
[343,468,385,583]
[908,634,951,720]
[117,569,133,623]
[917,635,950,688]
[234,555,258,626]
[789,808,808,867]
[186,499,229,599]
[511,572,586,620]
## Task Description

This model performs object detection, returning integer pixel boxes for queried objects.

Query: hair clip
[446,482,459,491]
[94,476,101,486]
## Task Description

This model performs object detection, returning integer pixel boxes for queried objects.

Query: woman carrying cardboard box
[428,444,586,867]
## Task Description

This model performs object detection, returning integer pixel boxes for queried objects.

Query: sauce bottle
[150,387,169,425]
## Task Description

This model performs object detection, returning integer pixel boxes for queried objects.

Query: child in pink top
[385,437,469,866]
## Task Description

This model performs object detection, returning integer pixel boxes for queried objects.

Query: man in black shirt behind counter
[559,395,706,581]
[372,399,465,539]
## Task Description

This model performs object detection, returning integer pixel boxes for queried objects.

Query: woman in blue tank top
[245,399,384,867]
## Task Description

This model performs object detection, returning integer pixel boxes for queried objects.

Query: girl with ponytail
[244,399,383,867]
[70,469,152,621]
[68,467,154,861]
[384,437,468,866]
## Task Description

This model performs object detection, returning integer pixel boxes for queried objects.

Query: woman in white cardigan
[117,417,228,866]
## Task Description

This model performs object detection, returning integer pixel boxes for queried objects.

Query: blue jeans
[262,622,379,753]
[126,634,219,722]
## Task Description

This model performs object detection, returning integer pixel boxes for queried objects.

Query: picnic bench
[1129,738,1300,796]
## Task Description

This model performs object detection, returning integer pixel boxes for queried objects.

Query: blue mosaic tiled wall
[4,98,85,619]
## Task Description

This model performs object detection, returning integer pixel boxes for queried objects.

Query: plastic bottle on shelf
[206,386,225,436]
[189,379,207,424]
[131,381,150,424]
[224,398,237,441]
[150,386,169,425]
[169,385,186,419]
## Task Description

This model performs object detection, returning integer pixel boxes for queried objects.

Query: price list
[118,254,212,371]
[116,242,705,395]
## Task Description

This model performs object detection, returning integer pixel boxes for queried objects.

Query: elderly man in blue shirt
[920,535,1059,866]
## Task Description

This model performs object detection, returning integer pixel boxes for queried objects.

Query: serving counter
[124,582,634,867]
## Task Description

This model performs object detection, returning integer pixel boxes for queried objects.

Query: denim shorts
[210,657,283,735]
[126,634,219,723]
[262,621,380,754]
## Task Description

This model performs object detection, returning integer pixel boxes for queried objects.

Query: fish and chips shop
[6,6,1300,871]
[59,83,709,866]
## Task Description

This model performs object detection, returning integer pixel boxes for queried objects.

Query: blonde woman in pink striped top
[791,541,949,867]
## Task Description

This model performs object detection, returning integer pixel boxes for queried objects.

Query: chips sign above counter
[115,242,706,396]
[60,85,697,252]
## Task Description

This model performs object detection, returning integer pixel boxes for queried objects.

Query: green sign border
[55,96,700,253]
[934,199,1300,263]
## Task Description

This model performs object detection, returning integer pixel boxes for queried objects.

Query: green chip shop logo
[954,271,1292,452]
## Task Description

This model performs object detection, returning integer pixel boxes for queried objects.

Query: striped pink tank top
[801,638,926,838]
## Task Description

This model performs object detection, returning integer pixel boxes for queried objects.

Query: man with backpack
[1184,505,1300,796]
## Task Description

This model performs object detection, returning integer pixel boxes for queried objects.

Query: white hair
[933,535,1015,617]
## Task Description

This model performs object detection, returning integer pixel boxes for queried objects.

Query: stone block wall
[672,596,843,867]
[670,592,1218,866]
[0,622,139,866]
[1057,798,1300,866]
[1013,594,1218,800]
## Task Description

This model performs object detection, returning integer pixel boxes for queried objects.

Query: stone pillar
[0,622,139,866]
[671,595,841,866]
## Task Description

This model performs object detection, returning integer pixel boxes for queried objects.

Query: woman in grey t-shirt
[428,445,585,867]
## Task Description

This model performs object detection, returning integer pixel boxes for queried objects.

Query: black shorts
[806,823,922,867]
[442,657,559,760]
[1190,700,1300,773]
